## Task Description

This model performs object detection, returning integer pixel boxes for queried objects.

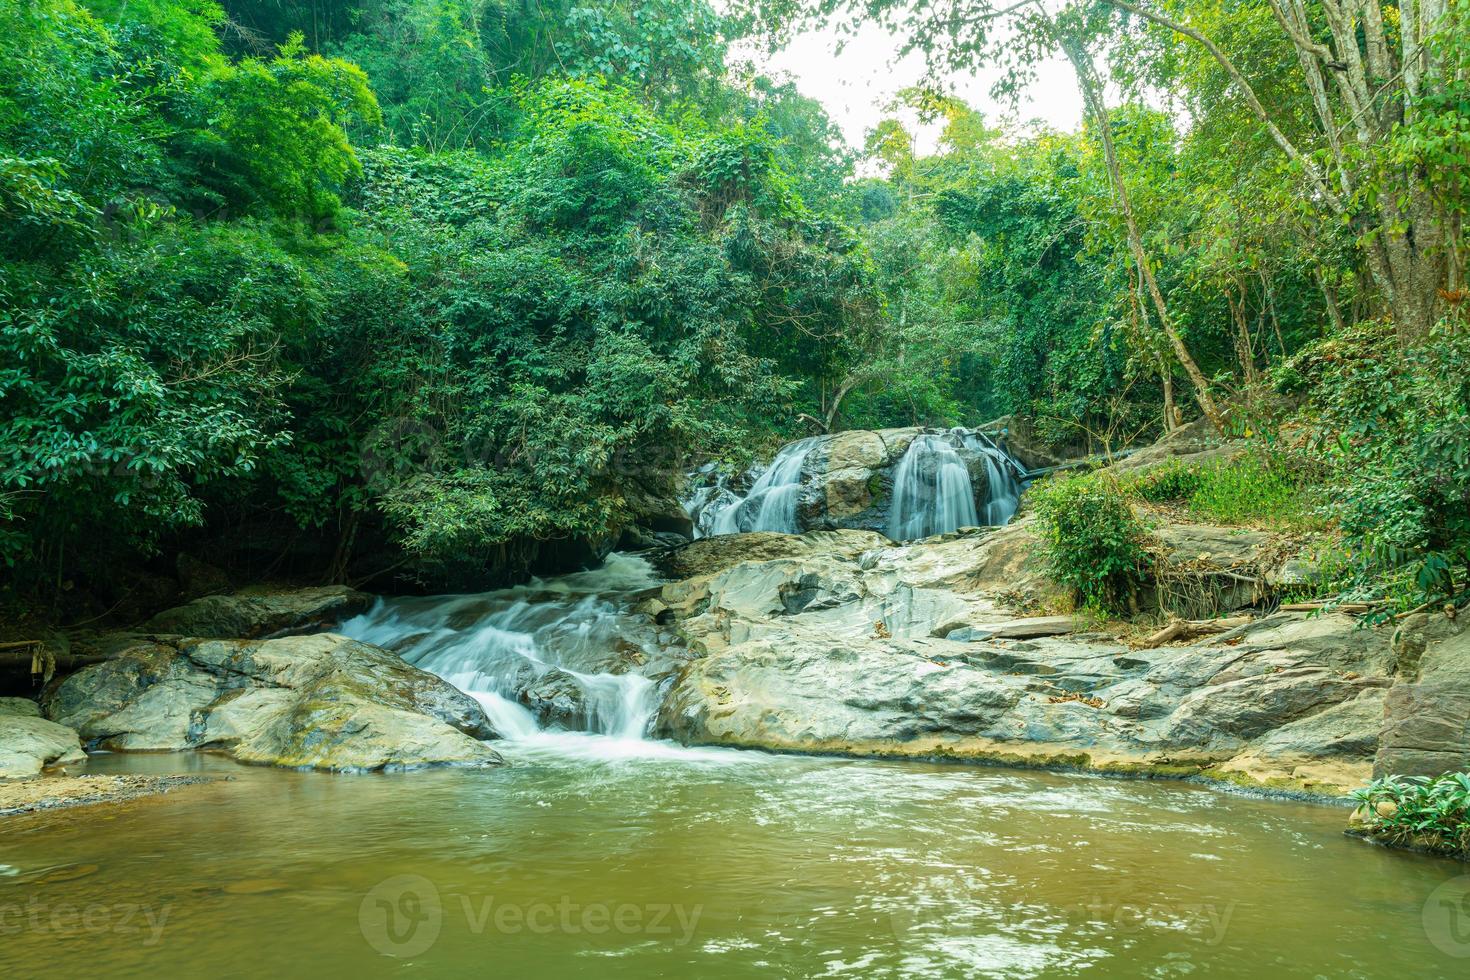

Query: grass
[1118,452,1321,531]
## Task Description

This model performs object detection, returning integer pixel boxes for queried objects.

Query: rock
[1102,417,1242,476]
[939,616,1079,641]
[0,697,41,718]
[655,529,889,581]
[819,429,900,520]
[656,533,1398,795]
[1373,617,1470,779]
[42,634,503,772]
[142,585,374,639]
[617,525,661,552]
[521,668,588,729]
[1154,525,1271,568]
[0,698,86,779]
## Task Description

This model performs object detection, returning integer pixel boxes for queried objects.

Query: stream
[3,553,1469,976]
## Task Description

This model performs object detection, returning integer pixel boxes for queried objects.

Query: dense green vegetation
[2,0,1468,617]
[1354,772,1470,858]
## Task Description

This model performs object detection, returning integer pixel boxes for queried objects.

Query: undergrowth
[1118,453,1320,530]
[1352,772,1470,858]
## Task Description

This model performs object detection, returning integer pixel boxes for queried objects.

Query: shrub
[1288,319,1470,606]
[1118,458,1204,502]
[1352,772,1470,858]
[1031,472,1154,615]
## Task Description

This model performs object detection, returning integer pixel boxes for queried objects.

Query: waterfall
[681,463,741,539]
[961,431,1024,527]
[885,429,1026,541]
[707,436,819,536]
[338,553,664,744]
[887,434,979,541]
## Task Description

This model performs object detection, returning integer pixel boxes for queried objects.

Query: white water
[681,462,741,538]
[887,433,979,541]
[708,436,820,535]
[886,429,1025,541]
[339,553,691,759]
[962,430,1025,526]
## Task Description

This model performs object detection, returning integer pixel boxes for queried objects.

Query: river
[2,555,1468,978]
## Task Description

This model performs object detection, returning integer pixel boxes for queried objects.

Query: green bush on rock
[1030,473,1153,615]
[1351,772,1470,859]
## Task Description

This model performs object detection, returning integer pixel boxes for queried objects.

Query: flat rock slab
[940,616,1079,641]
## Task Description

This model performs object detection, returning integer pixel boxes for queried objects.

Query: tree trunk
[1160,357,1179,432]
[1105,0,1453,343]
[1059,33,1225,432]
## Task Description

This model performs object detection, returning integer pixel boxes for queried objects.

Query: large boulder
[43,634,503,772]
[0,698,86,780]
[1373,614,1470,778]
[656,532,1398,795]
[141,585,373,639]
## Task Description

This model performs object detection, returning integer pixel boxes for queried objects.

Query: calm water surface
[2,739,1467,979]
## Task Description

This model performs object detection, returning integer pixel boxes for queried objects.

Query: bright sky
[731,17,1084,155]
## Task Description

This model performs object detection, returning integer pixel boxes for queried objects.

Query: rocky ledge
[652,523,1419,797]
[0,697,86,780]
[42,633,503,773]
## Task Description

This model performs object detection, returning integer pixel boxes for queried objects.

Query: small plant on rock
[1351,772,1470,858]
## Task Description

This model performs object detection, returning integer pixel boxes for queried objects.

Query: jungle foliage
[2,0,1468,614]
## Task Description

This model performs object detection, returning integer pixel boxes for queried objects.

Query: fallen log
[1141,615,1254,648]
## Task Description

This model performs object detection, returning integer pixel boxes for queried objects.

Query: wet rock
[656,529,888,581]
[142,585,374,639]
[0,698,86,779]
[521,668,588,729]
[43,634,503,772]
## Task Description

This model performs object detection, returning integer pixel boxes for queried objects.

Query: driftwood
[1141,615,1254,648]
[0,643,107,684]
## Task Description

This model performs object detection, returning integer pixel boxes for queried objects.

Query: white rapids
[339,553,748,764]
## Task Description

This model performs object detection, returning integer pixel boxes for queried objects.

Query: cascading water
[707,436,819,535]
[961,430,1025,526]
[886,433,979,541]
[681,462,742,539]
[339,553,666,748]
[886,429,1026,541]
